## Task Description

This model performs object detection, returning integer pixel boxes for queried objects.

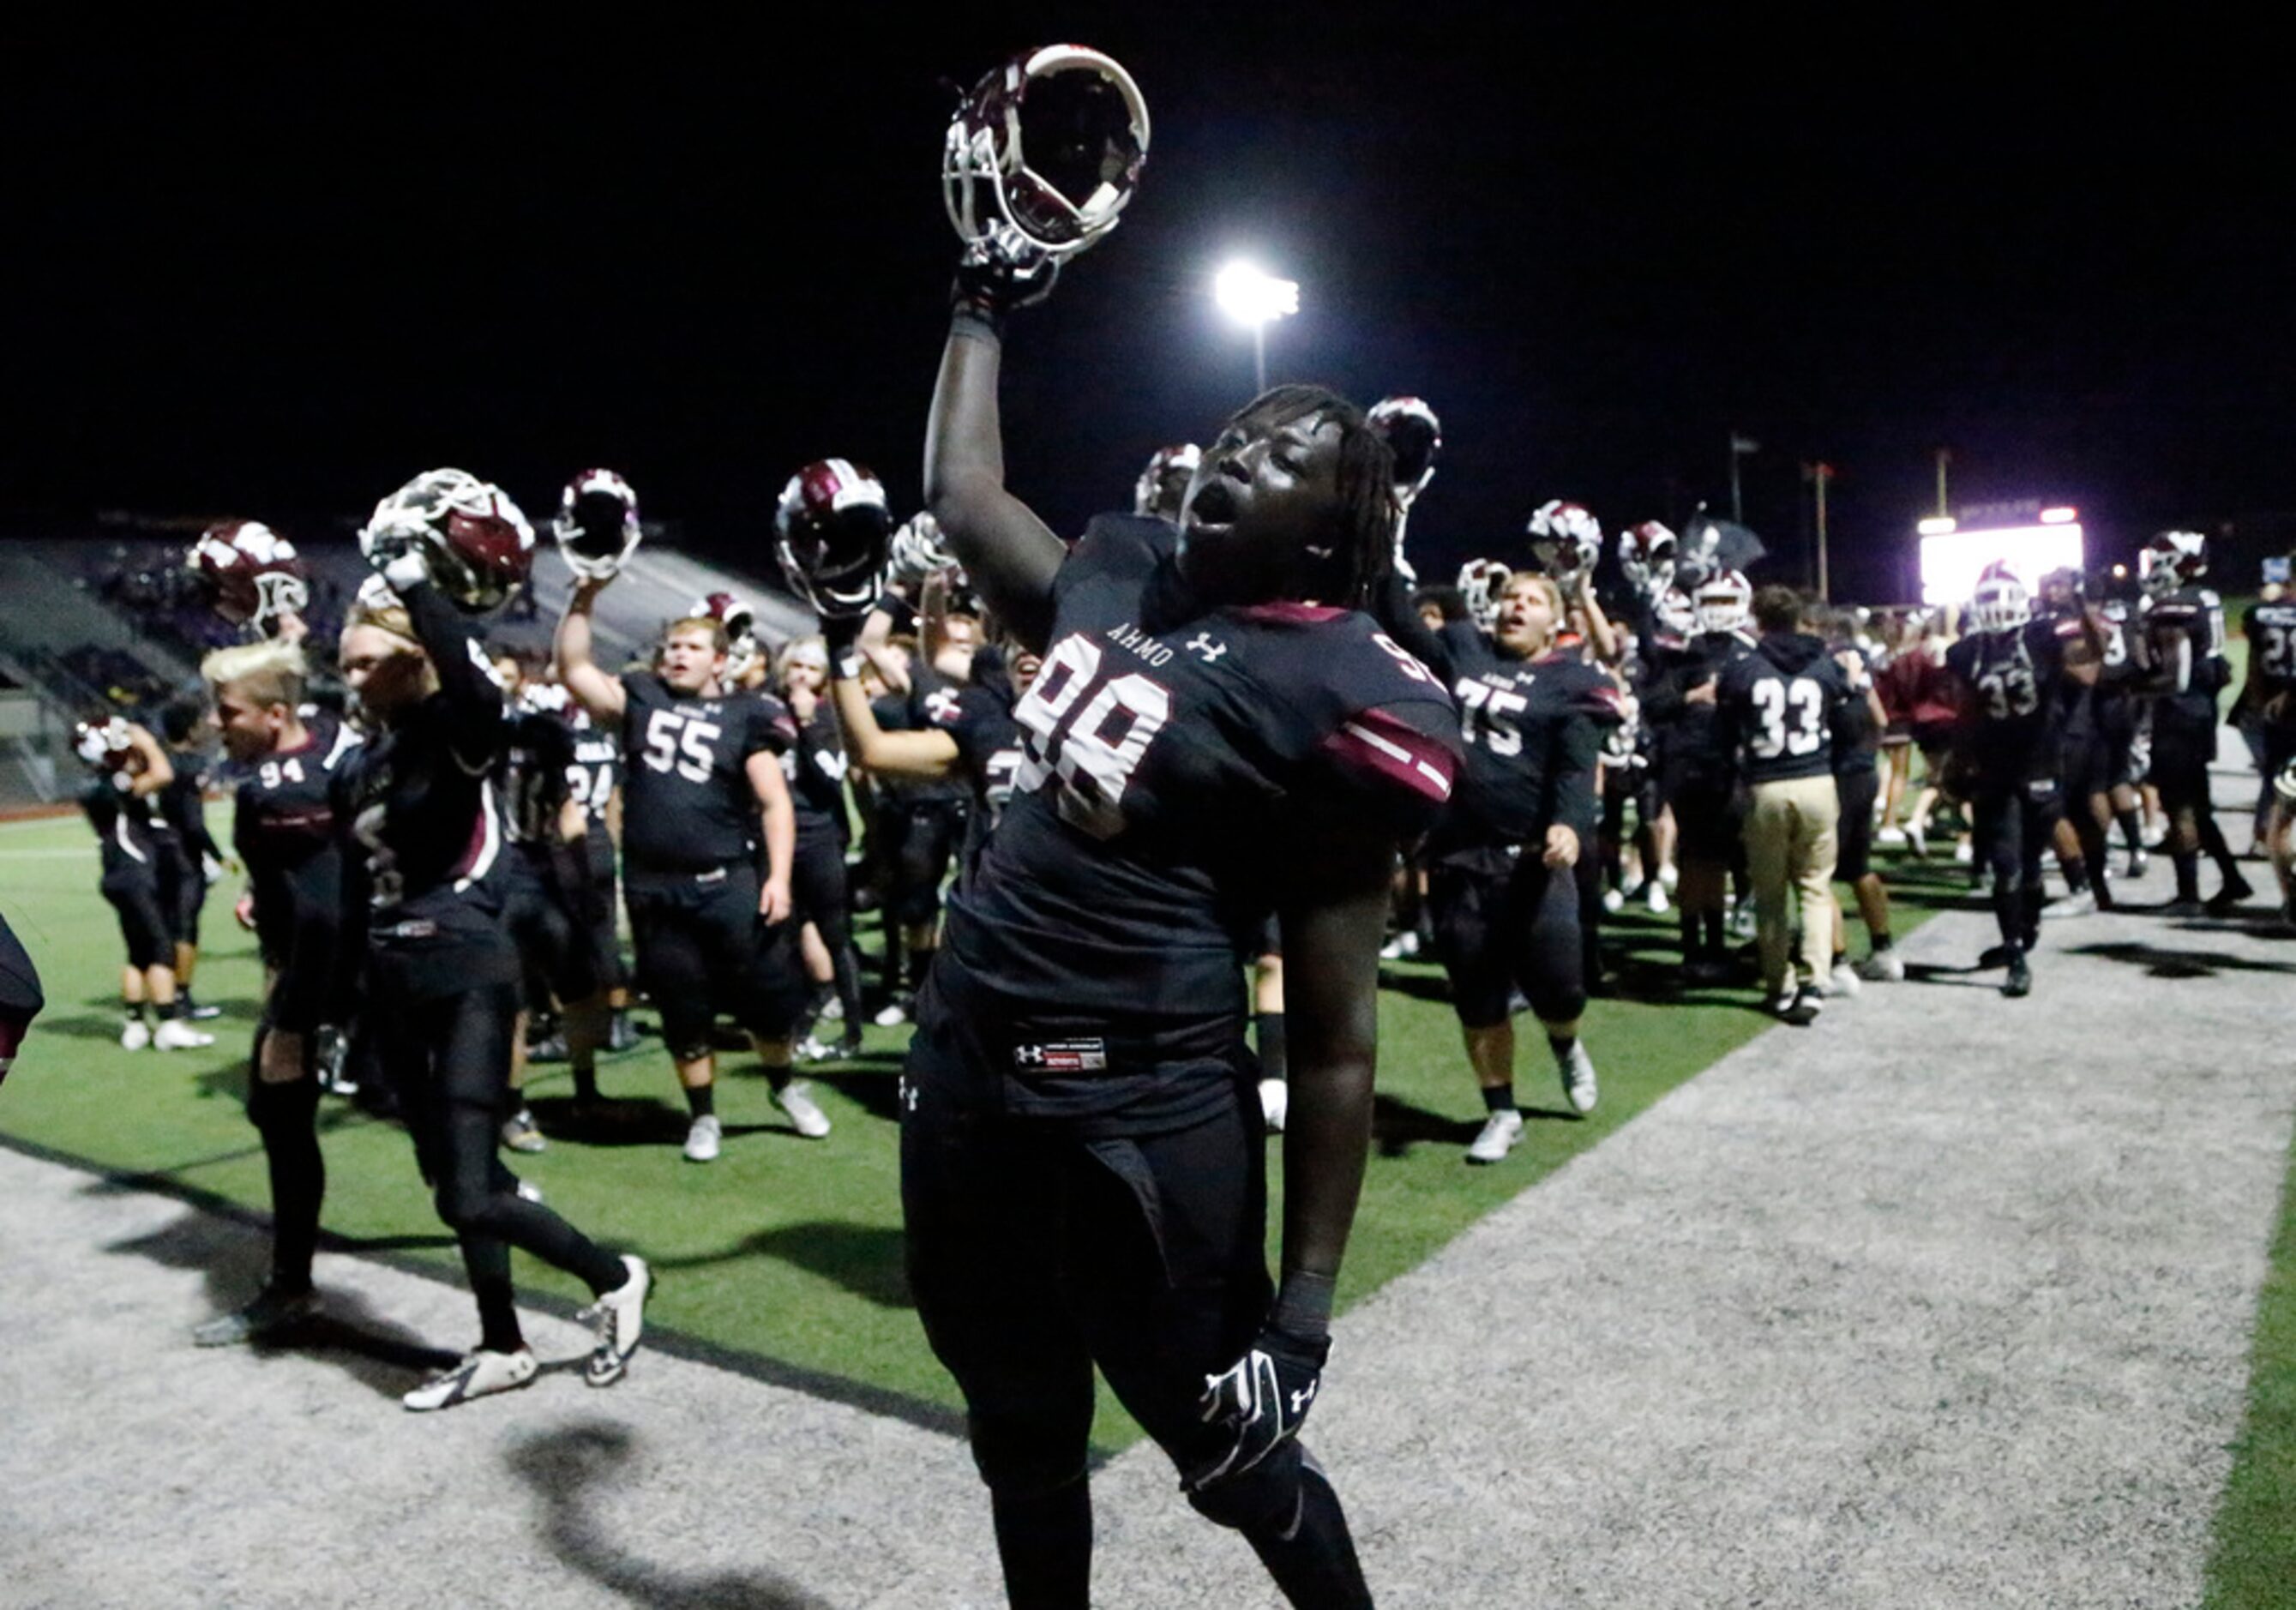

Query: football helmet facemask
[1133,444,1201,520]
[1968,567,2032,634]
[1620,521,1678,598]
[945,45,1149,265]
[777,460,893,621]
[553,468,644,582]
[1457,558,1513,633]
[188,520,310,637]
[690,592,762,680]
[1527,500,1602,582]
[358,469,535,615]
[1693,568,1753,636]
[2140,530,2207,598]
[1367,397,1442,508]
[1652,585,1698,640]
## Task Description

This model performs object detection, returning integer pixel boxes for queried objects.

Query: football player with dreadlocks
[341,471,648,1409]
[882,48,1461,1604]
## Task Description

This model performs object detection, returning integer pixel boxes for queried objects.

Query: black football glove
[953,236,1061,320]
[1182,1322,1330,1493]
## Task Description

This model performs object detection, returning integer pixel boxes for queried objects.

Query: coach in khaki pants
[1719,586,1854,1024]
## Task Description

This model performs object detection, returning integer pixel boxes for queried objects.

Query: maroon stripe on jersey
[1233,601,1347,625]
[1322,706,1457,804]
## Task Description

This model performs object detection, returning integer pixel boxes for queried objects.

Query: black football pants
[246,1021,323,1295]
[1430,850,1585,1030]
[902,1030,1369,1608]
[376,978,624,1349]
[1971,780,2058,952]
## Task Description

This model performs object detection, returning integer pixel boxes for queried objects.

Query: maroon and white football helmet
[1692,568,1753,636]
[1457,558,1513,633]
[1367,397,1442,508]
[690,591,761,679]
[2139,529,2207,598]
[1620,521,1678,598]
[1969,563,2032,634]
[187,520,310,637]
[553,469,644,582]
[945,45,1150,263]
[1133,445,1200,520]
[776,460,893,621]
[1527,500,1602,582]
[74,715,135,772]
[358,468,535,616]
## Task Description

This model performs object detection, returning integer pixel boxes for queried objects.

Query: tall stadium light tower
[1215,261,1299,394]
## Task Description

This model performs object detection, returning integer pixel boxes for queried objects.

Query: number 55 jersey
[616,670,795,882]
[944,514,1462,1026]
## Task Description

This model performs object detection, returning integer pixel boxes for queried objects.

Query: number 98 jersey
[617,671,794,880]
[944,514,1462,1023]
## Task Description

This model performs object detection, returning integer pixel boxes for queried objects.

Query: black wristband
[1270,1270,1337,1342]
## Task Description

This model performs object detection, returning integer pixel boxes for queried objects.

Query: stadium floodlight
[1213,261,1298,393]
[2039,506,2077,525]
[1918,520,2086,606]
[1917,515,1957,536]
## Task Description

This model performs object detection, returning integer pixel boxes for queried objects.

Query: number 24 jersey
[946,514,1463,1022]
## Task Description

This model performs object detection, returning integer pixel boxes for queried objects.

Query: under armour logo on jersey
[1290,1381,1317,1415]
[1186,632,1228,664]
[1015,1045,1046,1066]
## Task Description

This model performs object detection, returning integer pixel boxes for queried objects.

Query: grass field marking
[0,846,98,859]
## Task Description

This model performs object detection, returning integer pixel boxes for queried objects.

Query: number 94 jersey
[946,514,1462,1021]
[1945,618,2076,784]
[617,671,794,877]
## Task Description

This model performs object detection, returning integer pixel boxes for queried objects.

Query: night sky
[9,13,2293,604]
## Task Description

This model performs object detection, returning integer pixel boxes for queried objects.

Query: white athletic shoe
[817,995,844,1023]
[402,1347,538,1411]
[1905,822,1929,860]
[501,1108,547,1153]
[1953,839,1974,865]
[682,1114,723,1163]
[153,1019,214,1050]
[119,1020,151,1051]
[1645,880,1671,915]
[1464,1108,1524,1164]
[2045,888,2098,918]
[1658,863,1679,892]
[580,1255,651,1387]
[794,1036,834,1065]
[1554,1042,1598,1115]
[1854,949,1906,983]
[1877,826,1908,847]
[873,1000,911,1028]
[1828,961,1863,999]
[1258,1077,1289,1133]
[773,1080,832,1138]
[1379,930,1422,961]
[1602,886,1626,915]
[514,1178,545,1205]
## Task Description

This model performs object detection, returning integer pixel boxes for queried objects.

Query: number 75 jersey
[946,514,1463,1019]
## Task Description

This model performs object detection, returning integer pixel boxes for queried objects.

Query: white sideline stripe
[0,847,96,858]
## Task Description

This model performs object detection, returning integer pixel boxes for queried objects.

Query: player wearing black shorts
[488,662,609,1146]
[75,717,213,1051]
[2243,586,2296,895]
[2137,532,2248,913]
[1381,570,1617,1159]
[1818,608,1902,980]
[562,697,635,1050]
[776,637,869,1062]
[1944,566,2095,995]
[154,696,226,1019]
[190,639,359,1346]
[859,219,1464,1606]
[556,586,816,1162]
[344,472,647,1410]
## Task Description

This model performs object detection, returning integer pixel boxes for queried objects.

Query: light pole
[1214,261,1299,394]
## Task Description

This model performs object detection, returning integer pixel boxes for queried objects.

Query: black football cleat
[2003,954,2033,998]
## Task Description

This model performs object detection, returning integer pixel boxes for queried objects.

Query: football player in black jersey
[2138,532,2250,914]
[844,224,1462,1604]
[75,716,213,1051]
[2242,577,2296,896]
[1944,566,2098,996]
[772,636,869,1063]
[189,638,359,1346]
[1644,570,1759,984]
[153,694,227,1020]
[342,472,648,1409]
[556,584,818,1162]
[0,908,39,1090]
[1379,569,1618,1156]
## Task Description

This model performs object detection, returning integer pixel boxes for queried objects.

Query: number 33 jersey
[1945,618,2077,784]
[946,514,1462,1022]
[616,672,795,879]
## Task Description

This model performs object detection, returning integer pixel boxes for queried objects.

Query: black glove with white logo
[1182,1272,1334,1493]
